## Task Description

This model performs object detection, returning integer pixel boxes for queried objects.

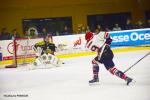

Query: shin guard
[92,60,99,79]
[109,67,126,80]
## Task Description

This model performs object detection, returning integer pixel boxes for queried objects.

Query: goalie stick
[123,52,150,73]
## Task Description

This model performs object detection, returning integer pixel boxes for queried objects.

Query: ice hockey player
[31,34,62,68]
[85,31,133,85]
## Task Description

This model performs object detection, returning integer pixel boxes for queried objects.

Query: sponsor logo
[7,41,33,54]
[74,37,81,47]
[111,32,150,43]
[57,44,68,51]
[7,42,19,54]
[20,45,33,51]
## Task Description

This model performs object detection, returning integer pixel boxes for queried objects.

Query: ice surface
[0,50,150,100]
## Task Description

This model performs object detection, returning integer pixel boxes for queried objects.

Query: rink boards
[0,28,150,68]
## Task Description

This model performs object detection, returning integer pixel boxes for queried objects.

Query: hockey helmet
[85,32,93,41]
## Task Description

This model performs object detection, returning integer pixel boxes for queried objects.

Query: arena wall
[0,28,149,68]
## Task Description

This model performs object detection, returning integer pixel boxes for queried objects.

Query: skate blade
[89,82,100,86]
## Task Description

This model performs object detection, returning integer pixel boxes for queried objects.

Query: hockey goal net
[5,37,44,68]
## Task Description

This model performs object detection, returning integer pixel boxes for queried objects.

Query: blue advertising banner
[109,28,150,47]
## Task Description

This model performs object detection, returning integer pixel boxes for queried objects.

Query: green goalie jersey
[34,41,56,55]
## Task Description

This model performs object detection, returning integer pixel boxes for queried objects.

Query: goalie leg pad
[47,54,63,67]
[34,58,43,66]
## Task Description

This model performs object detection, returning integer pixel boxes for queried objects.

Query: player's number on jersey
[91,45,99,51]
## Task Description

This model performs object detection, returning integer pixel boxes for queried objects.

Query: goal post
[5,37,44,68]
[5,38,17,68]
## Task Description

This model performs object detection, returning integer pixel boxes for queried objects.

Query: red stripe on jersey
[87,41,93,49]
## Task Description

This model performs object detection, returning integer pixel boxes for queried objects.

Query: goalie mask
[85,32,93,41]
[43,34,52,42]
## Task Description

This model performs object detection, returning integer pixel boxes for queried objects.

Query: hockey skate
[126,77,135,85]
[89,77,99,84]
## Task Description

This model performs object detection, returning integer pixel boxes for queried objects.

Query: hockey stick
[123,52,150,73]
[98,44,106,60]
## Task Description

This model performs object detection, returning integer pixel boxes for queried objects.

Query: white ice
[0,50,150,100]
